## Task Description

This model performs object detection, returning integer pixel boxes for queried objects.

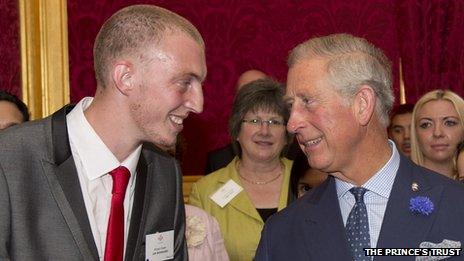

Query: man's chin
[151,136,177,152]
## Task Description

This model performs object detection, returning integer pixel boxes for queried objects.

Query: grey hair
[288,33,394,127]
[93,4,204,87]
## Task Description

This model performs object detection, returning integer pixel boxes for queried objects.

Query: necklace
[237,161,283,185]
[239,172,282,185]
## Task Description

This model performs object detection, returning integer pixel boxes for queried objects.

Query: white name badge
[210,179,243,208]
[146,230,174,261]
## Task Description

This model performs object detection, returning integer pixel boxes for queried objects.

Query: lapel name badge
[146,230,174,261]
[210,179,243,208]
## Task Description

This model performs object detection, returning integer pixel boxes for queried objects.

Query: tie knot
[109,166,130,195]
[349,187,367,203]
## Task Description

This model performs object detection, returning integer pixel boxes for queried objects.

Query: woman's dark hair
[0,91,29,121]
[228,79,291,157]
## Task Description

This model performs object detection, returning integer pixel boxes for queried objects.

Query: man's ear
[111,61,134,95]
[354,85,376,126]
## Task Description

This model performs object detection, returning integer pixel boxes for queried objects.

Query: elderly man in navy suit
[255,33,464,260]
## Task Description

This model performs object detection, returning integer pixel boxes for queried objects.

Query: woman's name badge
[210,180,243,208]
[146,230,174,260]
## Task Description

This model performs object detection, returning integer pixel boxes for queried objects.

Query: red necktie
[104,166,130,261]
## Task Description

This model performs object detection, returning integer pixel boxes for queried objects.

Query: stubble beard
[139,119,178,150]
[129,102,177,149]
[152,130,178,151]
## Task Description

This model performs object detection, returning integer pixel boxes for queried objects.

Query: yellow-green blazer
[189,157,293,261]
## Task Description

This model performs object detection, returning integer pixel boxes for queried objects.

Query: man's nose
[287,105,305,134]
[185,85,204,113]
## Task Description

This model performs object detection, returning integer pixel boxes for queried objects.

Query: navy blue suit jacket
[255,155,464,260]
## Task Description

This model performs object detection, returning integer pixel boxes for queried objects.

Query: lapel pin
[411,182,419,192]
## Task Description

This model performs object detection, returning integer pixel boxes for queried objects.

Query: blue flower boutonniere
[409,196,434,216]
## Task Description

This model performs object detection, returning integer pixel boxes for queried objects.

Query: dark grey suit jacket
[0,106,187,260]
[256,155,464,260]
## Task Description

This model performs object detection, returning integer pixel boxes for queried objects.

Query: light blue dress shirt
[336,140,400,248]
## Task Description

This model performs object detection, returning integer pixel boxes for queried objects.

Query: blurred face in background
[389,112,412,157]
[0,101,24,130]
[415,100,464,166]
[297,168,328,197]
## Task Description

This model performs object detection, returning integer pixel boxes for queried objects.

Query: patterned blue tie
[346,187,371,261]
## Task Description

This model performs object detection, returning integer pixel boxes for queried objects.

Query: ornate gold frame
[399,58,407,104]
[19,0,69,119]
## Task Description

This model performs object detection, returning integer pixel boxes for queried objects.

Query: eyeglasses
[241,119,285,127]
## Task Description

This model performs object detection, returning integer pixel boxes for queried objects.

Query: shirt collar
[336,140,400,199]
[67,97,142,180]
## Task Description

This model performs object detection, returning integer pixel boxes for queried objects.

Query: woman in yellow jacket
[189,79,293,261]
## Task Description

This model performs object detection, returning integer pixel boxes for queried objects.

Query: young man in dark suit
[255,33,464,261]
[0,4,206,260]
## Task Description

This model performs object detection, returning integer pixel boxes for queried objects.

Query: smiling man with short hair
[0,5,206,260]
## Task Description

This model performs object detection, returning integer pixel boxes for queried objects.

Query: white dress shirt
[336,140,400,248]
[67,97,142,260]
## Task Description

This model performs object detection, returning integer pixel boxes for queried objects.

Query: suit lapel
[125,150,148,260]
[126,144,188,259]
[301,177,353,260]
[376,156,443,250]
[40,106,98,260]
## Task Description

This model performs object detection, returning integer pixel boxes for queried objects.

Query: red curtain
[397,0,464,102]
[0,0,20,96]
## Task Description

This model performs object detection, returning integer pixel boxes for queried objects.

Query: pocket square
[419,239,461,249]
[415,239,461,261]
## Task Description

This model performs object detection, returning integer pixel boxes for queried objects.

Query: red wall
[0,1,20,96]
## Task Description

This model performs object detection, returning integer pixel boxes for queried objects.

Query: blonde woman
[411,89,464,179]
